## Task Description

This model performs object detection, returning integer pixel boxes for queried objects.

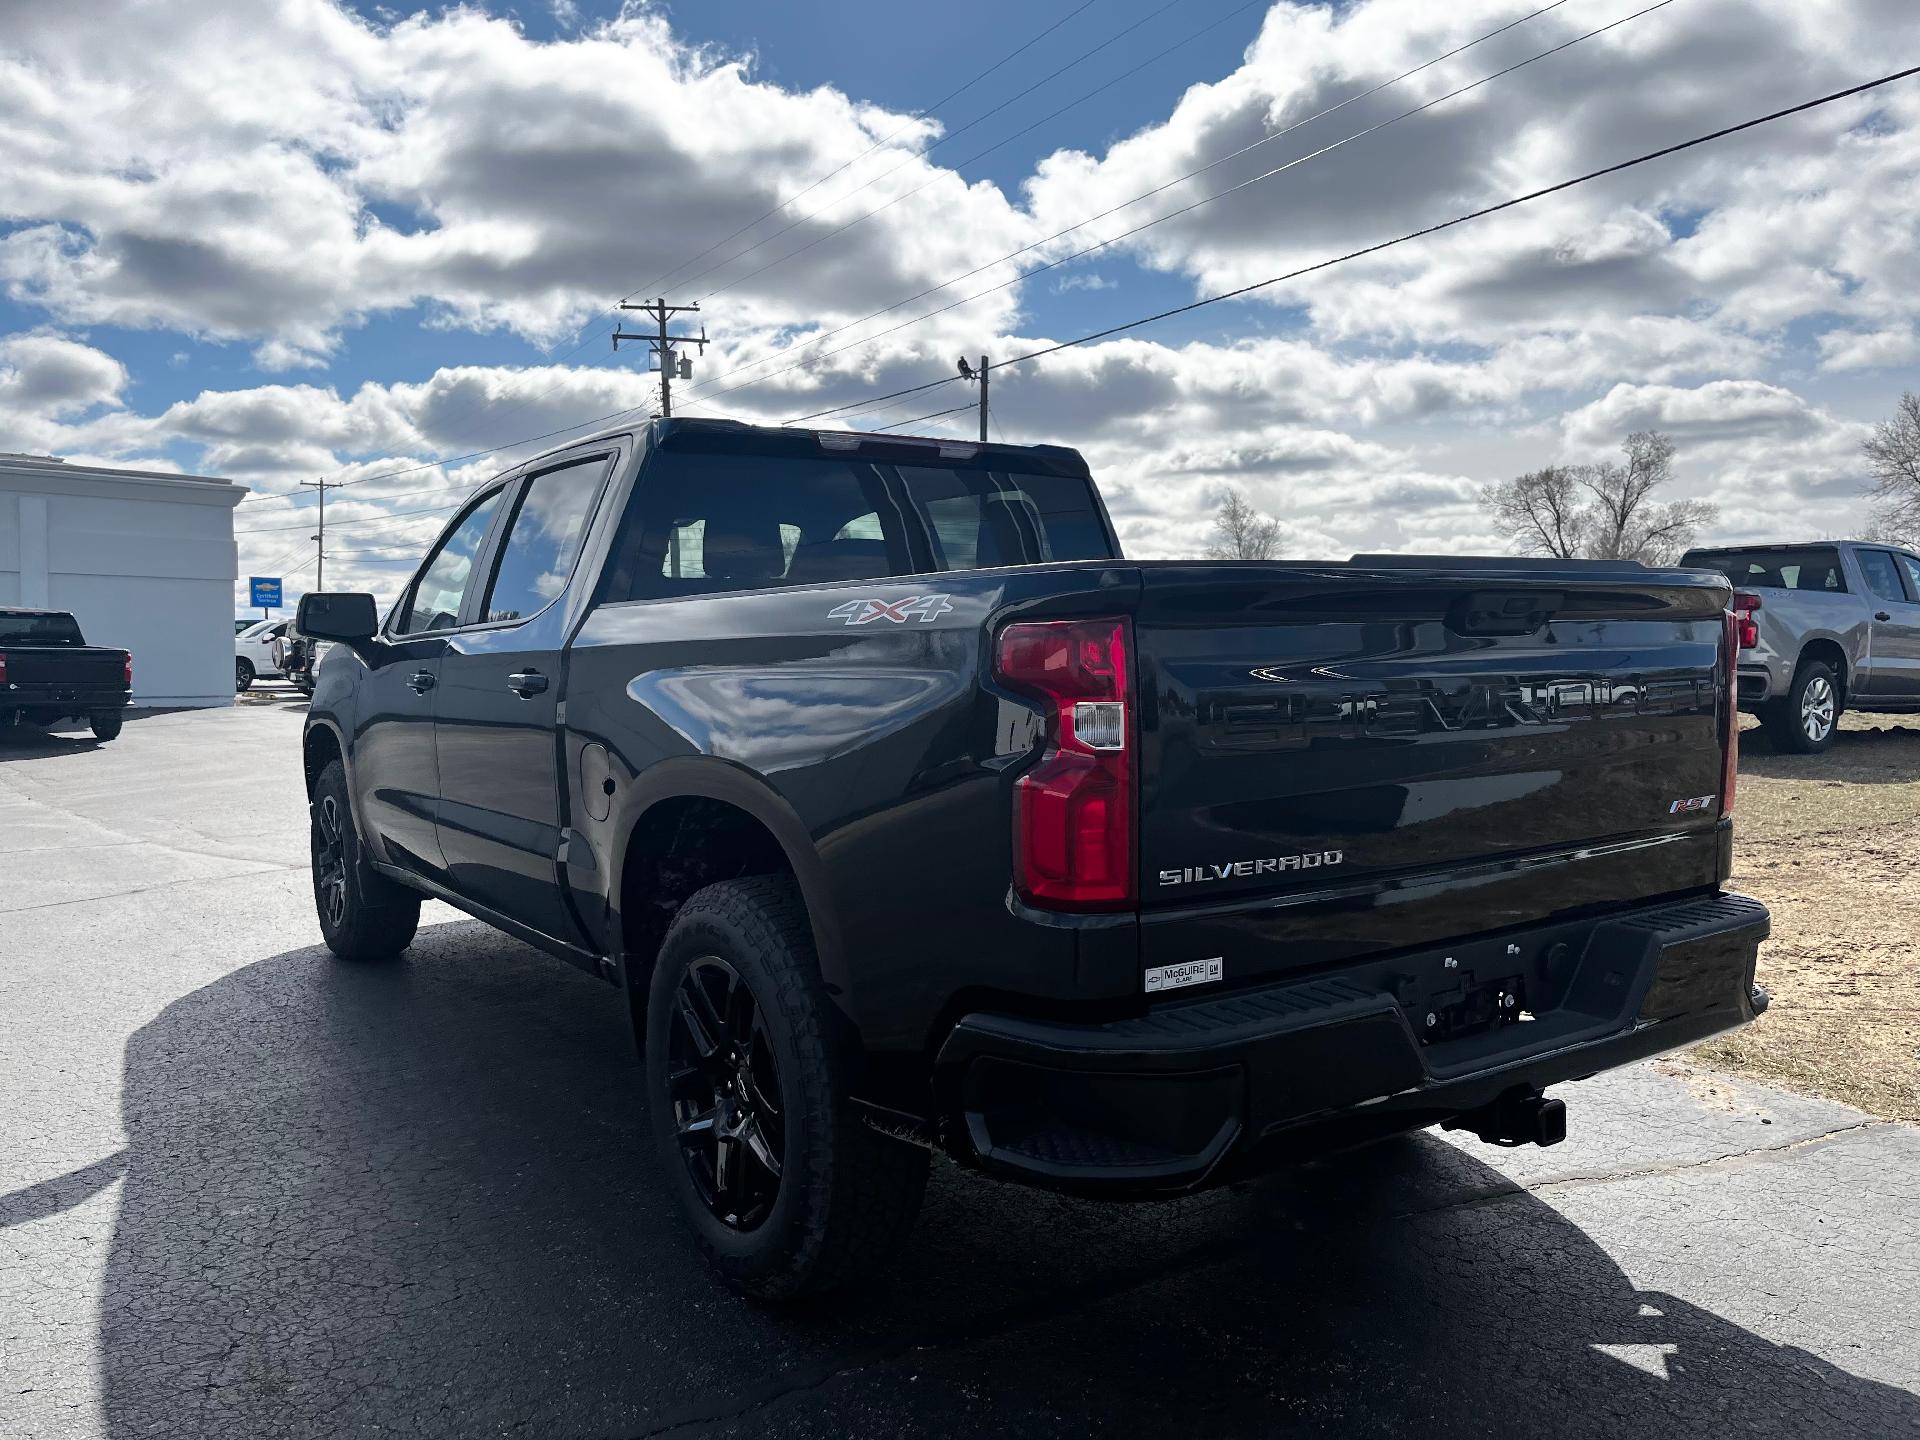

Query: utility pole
[613,299,710,417]
[958,354,990,440]
[300,476,328,592]
[977,354,990,443]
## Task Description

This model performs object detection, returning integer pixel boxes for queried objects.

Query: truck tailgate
[2,646,127,686]
[1132,562,1731,976]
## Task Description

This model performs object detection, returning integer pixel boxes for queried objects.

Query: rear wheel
[1763,661,1839,753]
[236,658,254,693]
[310,758,420,960]
[645,876,928,1300]
[90,711,123,742]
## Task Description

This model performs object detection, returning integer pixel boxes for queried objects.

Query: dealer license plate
[1143,957,1223,993]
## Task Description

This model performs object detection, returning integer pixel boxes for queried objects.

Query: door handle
[407,670,436,693]
[1875,611,1892,622]
[507,669,549,697]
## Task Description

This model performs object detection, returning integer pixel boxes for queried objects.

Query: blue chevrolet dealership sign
[249,576,282,609]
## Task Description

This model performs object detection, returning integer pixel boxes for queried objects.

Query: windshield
[1682,548,1848,594]
[0,611,85,645]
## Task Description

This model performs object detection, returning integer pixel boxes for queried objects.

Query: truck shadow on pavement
[69,921,1920,1438]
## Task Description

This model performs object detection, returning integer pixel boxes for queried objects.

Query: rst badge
[1144,957,1224,993]
[827,594,953,625]
[1668,795,1717,814]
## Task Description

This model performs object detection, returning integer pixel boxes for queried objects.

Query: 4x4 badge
[828,595,953,625]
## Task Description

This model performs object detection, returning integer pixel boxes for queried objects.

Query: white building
[0,455,244,708]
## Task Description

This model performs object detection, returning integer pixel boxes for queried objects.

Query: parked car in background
[234,619,253,635]
[274,630,333,696]
[234,617,290,691]
[0,606,132,741]
[1679,541,1920,752]
[293,417,1766,1299]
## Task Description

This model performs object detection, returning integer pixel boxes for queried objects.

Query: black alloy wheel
[667,955,785,1230]
[312,790,350,932]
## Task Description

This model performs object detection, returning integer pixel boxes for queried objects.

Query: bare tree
[1484,465,1590,558]
[1481,431,1716,564]
[1862,391,1920,543]
[1206,487,1286,559]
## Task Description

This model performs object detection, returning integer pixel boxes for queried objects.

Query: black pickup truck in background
[296,417,1769,1298]
[0,607,131,742]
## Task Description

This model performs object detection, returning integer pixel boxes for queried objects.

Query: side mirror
[296,592,379,644]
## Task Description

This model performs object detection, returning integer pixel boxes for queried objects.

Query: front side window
[1858,549,1909,603]
[481,457,609,623]
[396,487,506,635]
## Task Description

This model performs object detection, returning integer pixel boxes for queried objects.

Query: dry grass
[1688,713,1920,1121]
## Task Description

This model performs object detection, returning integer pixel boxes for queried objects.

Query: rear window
[603,453,1112,602]
[0,611,84,645]
[1682,548,1848,593]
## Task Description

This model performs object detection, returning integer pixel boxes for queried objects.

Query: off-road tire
[90,711,124,742]
[310,758,421,961]
[236,658,255,693]
[645,876,928,1300]
[1762,660,1839,754]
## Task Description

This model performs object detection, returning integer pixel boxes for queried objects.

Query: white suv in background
[234,618,289,691]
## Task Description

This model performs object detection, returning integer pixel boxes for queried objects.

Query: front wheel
[90,710,124,742]
[1763,661,1840,754]
[236,658,255,693]
[310,759,421,960]
[645,876,928,1300]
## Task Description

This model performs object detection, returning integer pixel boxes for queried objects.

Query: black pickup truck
[0,607,131,741]
[297,417,1768,1297]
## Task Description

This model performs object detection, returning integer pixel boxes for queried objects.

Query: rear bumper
[2,683,131,714]
[935,892,1769,1195]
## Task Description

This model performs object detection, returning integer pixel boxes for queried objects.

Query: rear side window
[1858,549,1911,603]
[896,466,1114,572]
[396,487,506,635]
[1684,548,1847,593]
[480,457,609,623]
[0,612,83,645]
[604,452,1112,602]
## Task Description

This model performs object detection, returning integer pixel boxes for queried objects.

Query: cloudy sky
[3,0,1918,611]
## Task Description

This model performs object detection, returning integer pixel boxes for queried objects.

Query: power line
[871,402,981,432]
[786,63,1920,426]
[237,501,464,535]
[683,0,1604,414]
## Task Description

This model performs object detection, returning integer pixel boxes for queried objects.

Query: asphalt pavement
[3,705,1917,1438]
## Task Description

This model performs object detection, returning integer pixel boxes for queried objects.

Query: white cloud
[3,0,1913,591]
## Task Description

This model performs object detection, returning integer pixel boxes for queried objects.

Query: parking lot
[3,704,1919,1438]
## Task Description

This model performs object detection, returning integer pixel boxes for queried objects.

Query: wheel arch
[302,718,347,800]
[609,757,848,1022]
[1795,636,1849,703]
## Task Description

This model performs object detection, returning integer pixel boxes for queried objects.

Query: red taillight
[1732,591,1761,649]
[1720,611,1739,816]
[123,652,133,688]
[0,652,7,685]
[994,617,1135,911]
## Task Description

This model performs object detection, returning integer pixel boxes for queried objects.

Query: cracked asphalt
[3,705,1918,1438]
